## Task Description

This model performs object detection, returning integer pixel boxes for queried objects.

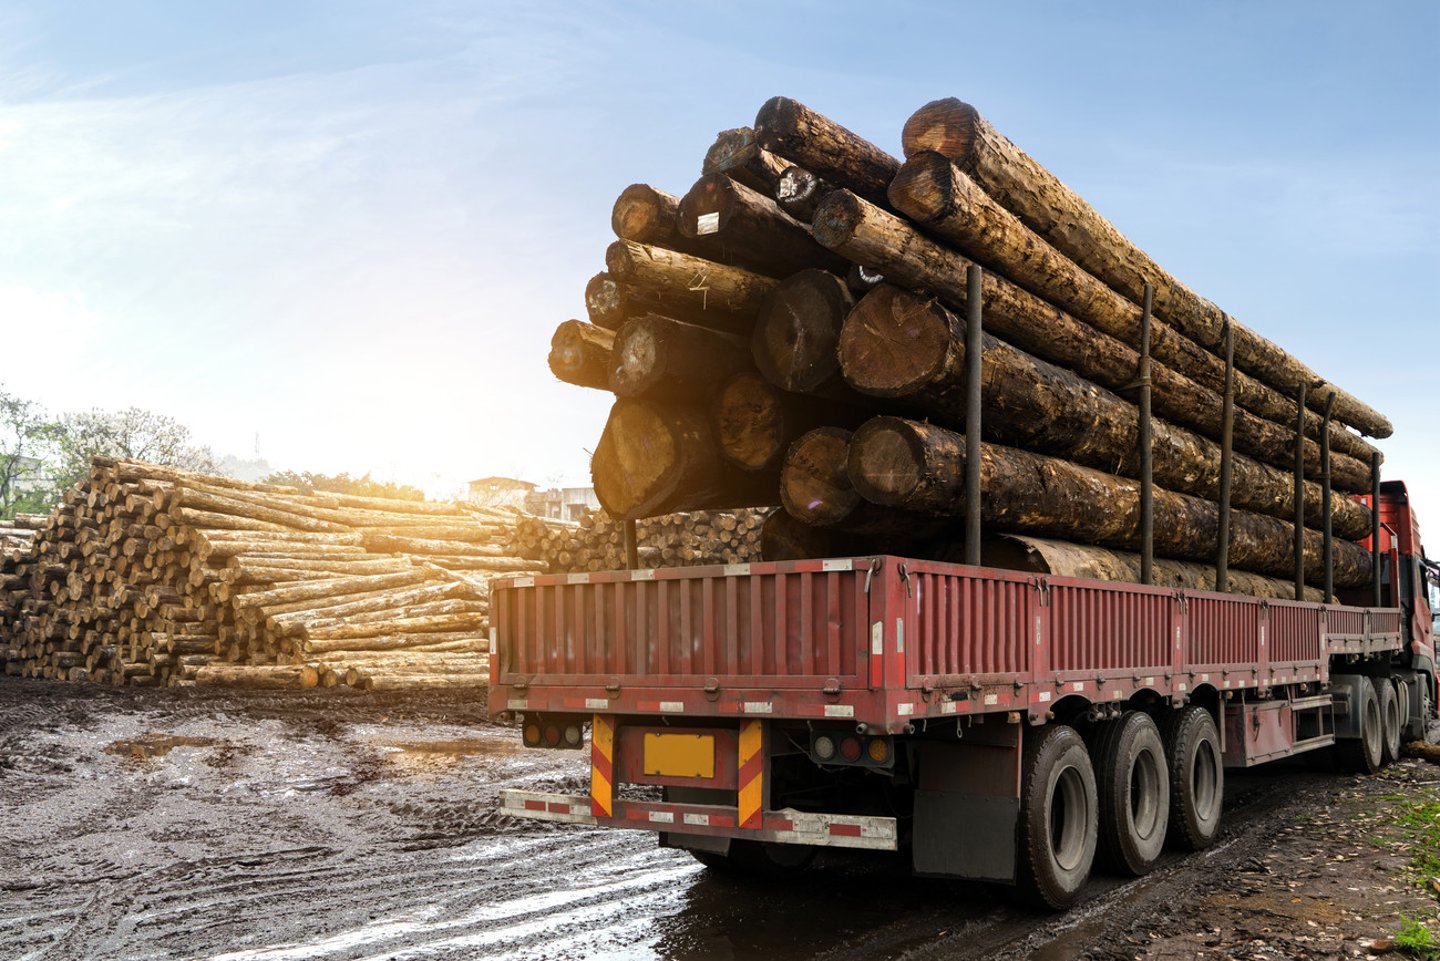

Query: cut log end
[714,373,787,472]
[900,97,981,162]
[810,190,867,249]
[751,269,854,392]
[702,127,758,175]
[611,184,677,245]
[838,285,952,396]
[677,173,740,239]
[887,151,957,221]
[610,319,661,396]
[592,402,676,518]
[584,272,625,330]
[779,427,860,526]
[847,416,926,506]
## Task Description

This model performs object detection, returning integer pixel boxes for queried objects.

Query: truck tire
[1337,676,1383,774]
[1015,724,1098,910]
[1161,706,1224,851]
[1396,679,1414,743]
[1379,678,1402,765]
[1090,712,1169,876]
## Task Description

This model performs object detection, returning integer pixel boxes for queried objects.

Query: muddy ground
[3,676,1439,961]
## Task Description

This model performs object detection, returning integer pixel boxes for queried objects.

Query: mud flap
[912,724,1020,883]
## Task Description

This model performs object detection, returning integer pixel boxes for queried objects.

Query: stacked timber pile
[0,458,547,689]
[510,508,766,572]
[1,513,43,561]
[545,97,1390,600]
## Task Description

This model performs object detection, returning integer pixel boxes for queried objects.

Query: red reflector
[840,737,862,762]
[544,724,561,747]
[829,822,863,837]
[524,800,546,812]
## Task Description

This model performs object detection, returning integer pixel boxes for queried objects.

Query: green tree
[52,407,219,492]
[0,387,60,520]
[262,469,425,501]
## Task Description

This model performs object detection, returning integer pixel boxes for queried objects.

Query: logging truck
[491,481,1435,909]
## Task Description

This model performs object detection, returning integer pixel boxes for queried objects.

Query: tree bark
[592,399,779,519]
[548,319,615,391]
[712,372,865,472]
[753,96,899,209]
[889,152,1381,467]
[849,416,1370,587]
[605,240,776,333]
[702,127,790,195]
[838,285,1371,539]
[750,269,856,394]
[677,173,850,277]
[610,183,716,259]
[609,314,750,400]
[900,98,1391,439]
[811,190,1370,492]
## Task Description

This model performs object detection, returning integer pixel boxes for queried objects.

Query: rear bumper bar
[500,789,898,852]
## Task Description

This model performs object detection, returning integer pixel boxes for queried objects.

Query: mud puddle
[105,732,219,758]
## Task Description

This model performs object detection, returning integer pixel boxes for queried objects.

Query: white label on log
[648,811,675,824]
[585,698,608,710]
[696,212,720,235]
[743,701,773,714]
[824,704,855,717]
[821,559,852,572]
[724,564,750,577]
[871,622,883,655]
[659,701,684,713]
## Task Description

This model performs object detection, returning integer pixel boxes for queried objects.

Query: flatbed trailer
[492,486,1436,908]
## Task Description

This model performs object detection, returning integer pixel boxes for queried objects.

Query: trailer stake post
[1215,319,1235,593]
[964,264,983,566]
[1138,283,1154,585]
[1320,394,1336,604]
[1371,451,1382,608]
[624,518,639,569]
[1293,384,1306,601]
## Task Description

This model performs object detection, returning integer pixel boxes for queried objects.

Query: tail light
[810,731,894,769]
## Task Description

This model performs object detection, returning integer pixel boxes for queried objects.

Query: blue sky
[0,1,1436,510]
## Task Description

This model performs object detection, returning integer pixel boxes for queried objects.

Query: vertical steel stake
[1215,320,1235,593]
[1320,394,1336,604]
[1371,450,1383,608]
[964,264,983,566]
[1138,284,1154,585]
[1293,384,1307,601]
[624,518,639,569]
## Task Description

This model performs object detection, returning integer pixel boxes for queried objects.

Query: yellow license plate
[643,733,716,779]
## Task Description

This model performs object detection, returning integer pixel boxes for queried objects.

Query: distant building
[465,476,537,509]
[524,486,600,522]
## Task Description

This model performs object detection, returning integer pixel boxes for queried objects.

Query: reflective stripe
[591,714,614,818]
[738,719,763,829]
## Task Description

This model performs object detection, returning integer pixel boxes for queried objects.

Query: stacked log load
[0,457,555,690]
[511,508,767,573]
[547,98,1389,599]
[1,513,42,562]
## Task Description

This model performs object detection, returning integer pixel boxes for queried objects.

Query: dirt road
[2,677,1435,960]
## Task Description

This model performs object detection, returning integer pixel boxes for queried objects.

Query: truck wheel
[1337,676,1383,774]
[1396,679,1414,743]
[1161,706,1224,851]
[1379,678,1402,765]
[1015,724,1098,910]
[1090,712,1169,876]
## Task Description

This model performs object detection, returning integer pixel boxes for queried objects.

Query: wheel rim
[1364,694,1382,760]
[1051,763,1090,871]
[1131,745,1163,840]
[1191,739,1219,821]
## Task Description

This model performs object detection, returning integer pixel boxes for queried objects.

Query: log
[610,183,714,259]
[359,673,488,691]
[592,399,779,519]
[357,532,519,559]
[984,533,1322,602]
[702,127,790,194]
[779,427,940,539]
[300,633,482,654]
[584,272,631,330]
[899,98,1391,439]
[888,152,1380,467]
[750,269,855,395]
[232,569,432,610]
[194,664,318,689]
[848,416,1371,587]
[712,372,864,473]
[774,165,834,222]
[753,96,899,209]
[605,240,776,332]
[811,190,1370,492]
[759,509,887,561]
[171,485,349,533]
[838,285,1370,539]
[303,612,486,641]
[609,314,750,400]
[677,173,849,277]
[266,581,471,631]
[548,319,615,391]
[298,599,488,635]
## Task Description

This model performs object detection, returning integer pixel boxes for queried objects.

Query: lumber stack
[546,97,1389,598]
[0,513,42,562]
[0,458,549,690]
[509,508,767,573]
